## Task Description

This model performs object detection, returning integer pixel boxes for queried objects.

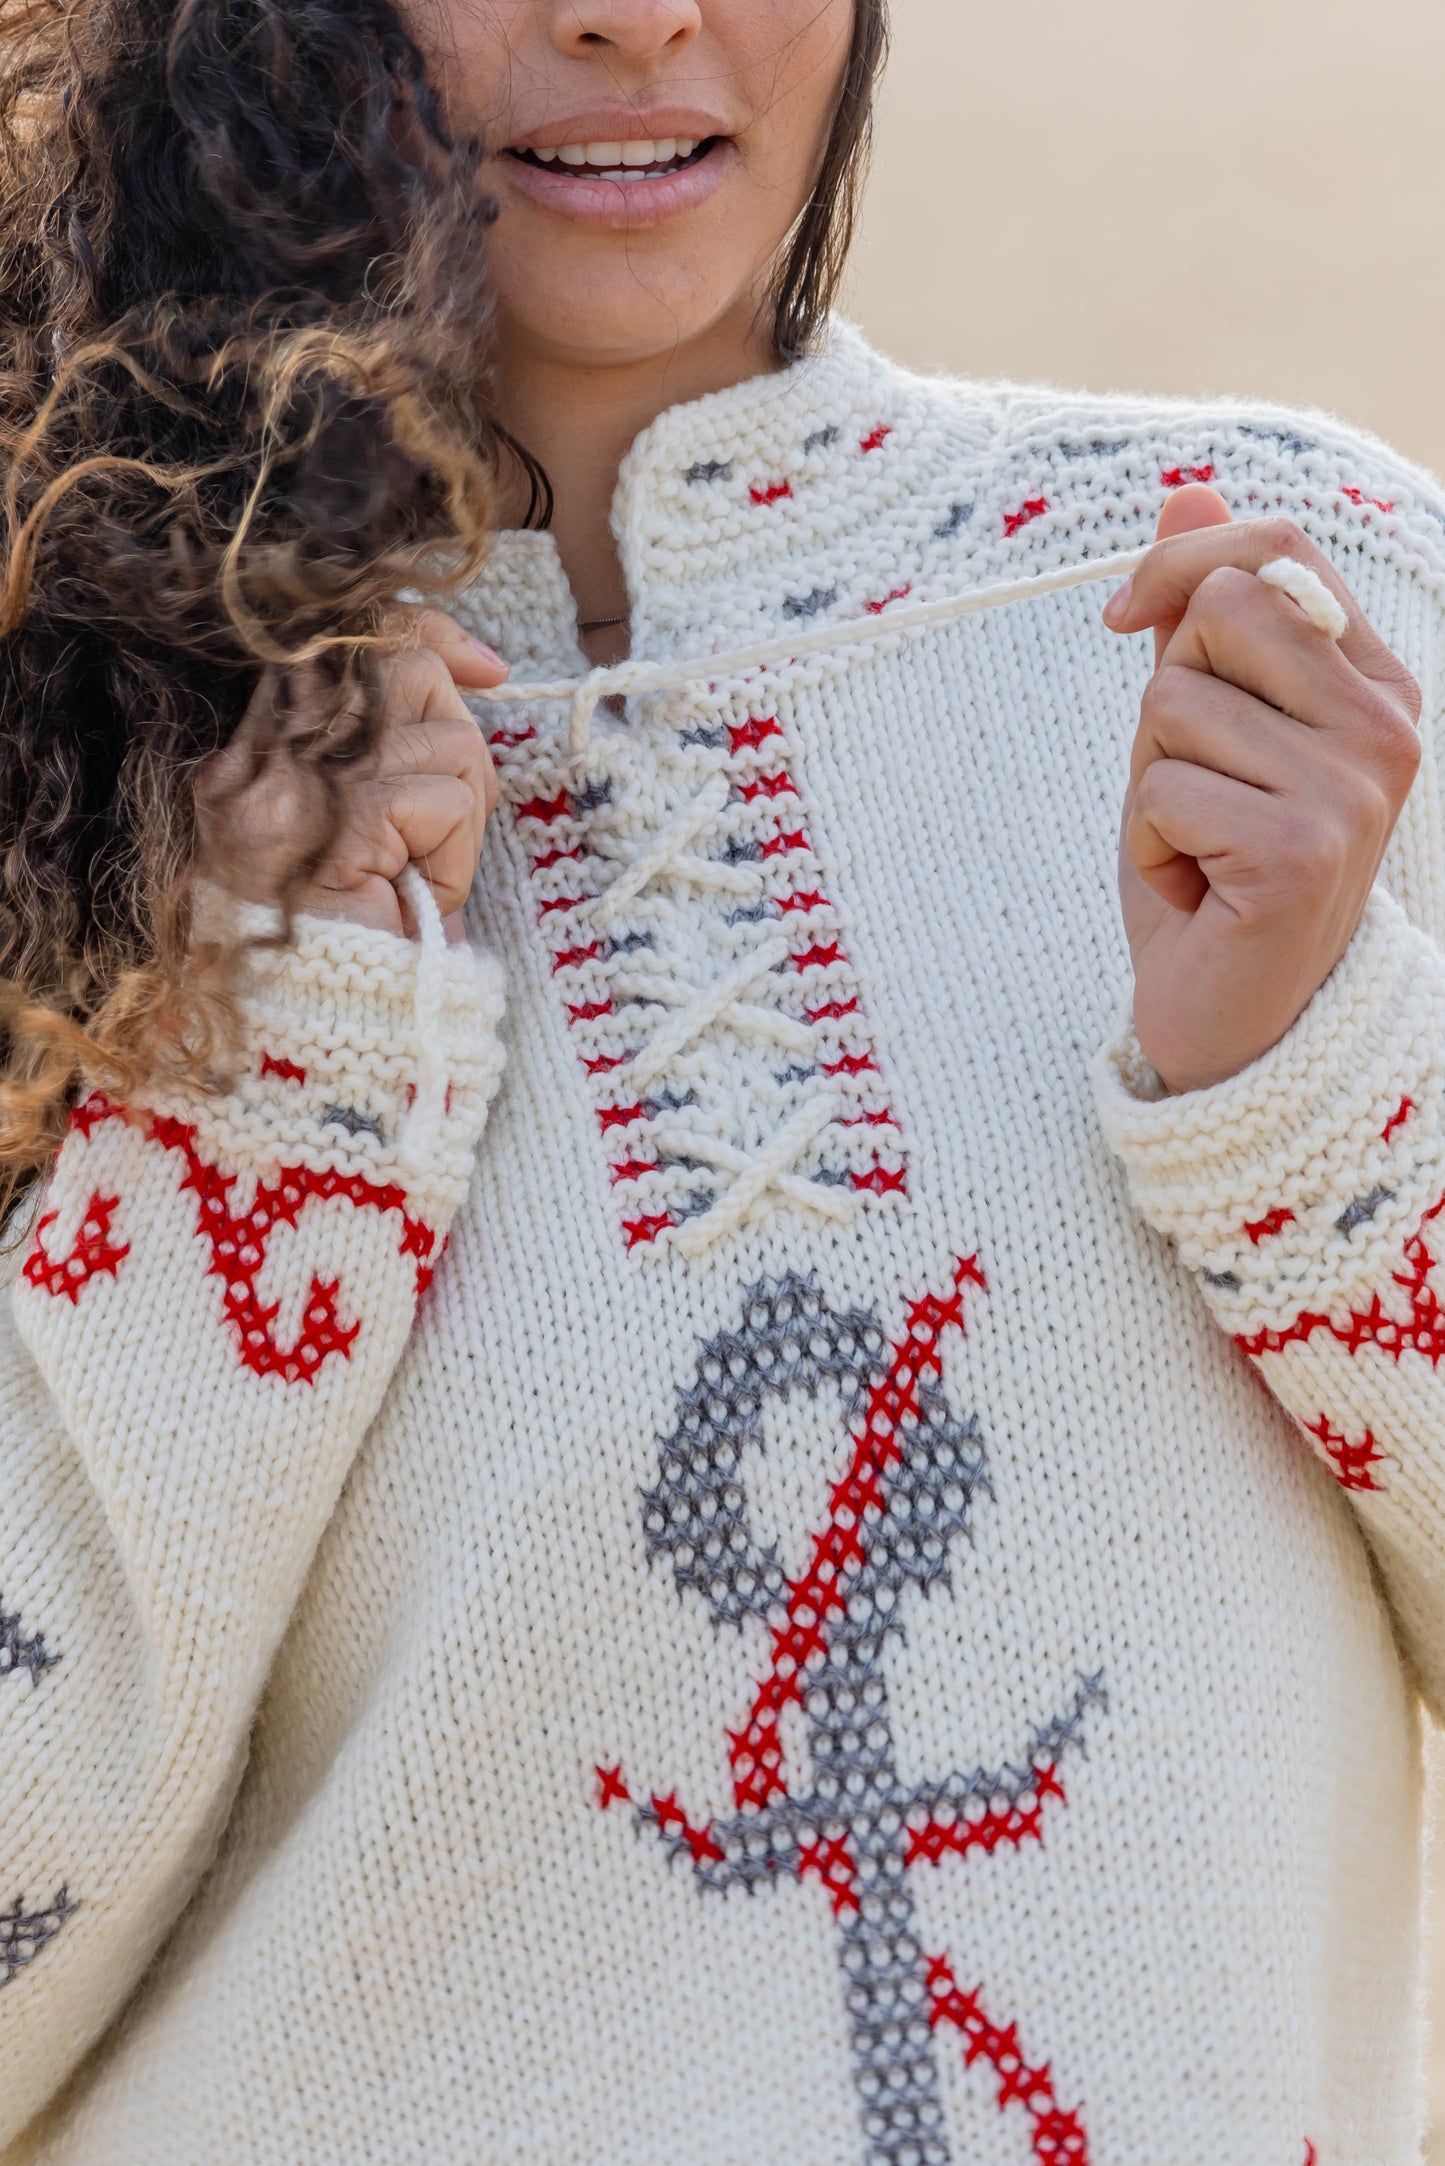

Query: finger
[1155,564,1417,749]
[1126,756,1338,917]
[1150,484,1234,669]
[334,771,487,920]
[1131,664,1323,798]
[378,655,498,825]
[1105,514,1410,694]
[409,608,509,690]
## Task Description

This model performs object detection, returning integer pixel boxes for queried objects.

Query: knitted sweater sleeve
[0,908,504,2140]
[1095,888,1445,1711]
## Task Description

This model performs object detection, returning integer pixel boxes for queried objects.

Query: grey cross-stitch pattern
[608,1267,1104,2164]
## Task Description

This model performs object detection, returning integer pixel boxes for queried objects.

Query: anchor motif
[597,1258,1104,2164]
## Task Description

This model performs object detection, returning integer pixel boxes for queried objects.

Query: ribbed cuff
[146,911,506,1228]
[1093,888,1445,1338]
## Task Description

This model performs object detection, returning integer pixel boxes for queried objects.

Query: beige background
[845,0,1445,2152]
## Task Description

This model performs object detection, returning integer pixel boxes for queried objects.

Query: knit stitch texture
[3,325,1445,2165]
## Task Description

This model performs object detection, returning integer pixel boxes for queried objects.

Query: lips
[498,132,735,227]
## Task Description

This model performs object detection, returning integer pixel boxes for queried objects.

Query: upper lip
[505,109,731,153]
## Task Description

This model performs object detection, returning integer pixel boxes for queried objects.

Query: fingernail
[470,636,504,665]
[1102,577,1132,628]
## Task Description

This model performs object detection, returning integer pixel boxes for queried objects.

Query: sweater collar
[462,323,937,671]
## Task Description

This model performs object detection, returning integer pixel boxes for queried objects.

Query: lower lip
[499,140,734,229]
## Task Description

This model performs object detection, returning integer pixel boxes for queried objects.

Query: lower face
[409,0,855,371]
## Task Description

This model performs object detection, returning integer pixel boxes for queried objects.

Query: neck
[492,301,780,661]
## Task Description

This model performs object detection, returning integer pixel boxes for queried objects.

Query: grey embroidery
[573,778,614,813]
[0,1598,59,1688]
[1203,1269,1242,1292]
[321,1105,386,1144]
[625,1271,1104,2165]
[1,1890,77,1988]
[783,587,839,622]
[685,460,733,484]
[1336,1188,1394,1238]
[932,502,974,540]
[804,426,840,454]
[1239,424,1317,457]
[680,727,726,750]
[609,931,655,955]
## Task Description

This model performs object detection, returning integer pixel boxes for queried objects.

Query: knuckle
[1195,565,1255,619]
[1256,515,1310,561]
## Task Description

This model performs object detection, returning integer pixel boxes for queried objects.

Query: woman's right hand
[201,611,508,941]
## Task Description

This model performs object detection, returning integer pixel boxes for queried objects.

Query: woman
[1,1,1441,2160]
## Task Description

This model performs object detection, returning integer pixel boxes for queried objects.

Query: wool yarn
[4,324,1445,2166]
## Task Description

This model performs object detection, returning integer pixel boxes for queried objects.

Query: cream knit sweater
[4,326,1445,2166]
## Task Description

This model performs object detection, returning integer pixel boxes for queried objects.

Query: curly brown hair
[0,0,526,1210]
[0,0,889,1214]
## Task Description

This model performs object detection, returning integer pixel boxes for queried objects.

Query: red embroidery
[650,1791,725,1866]
[584,1053,629,1076]
[1304,2144,1318,2165]
[806,997,859,1021]
[859,424,893,455]
[1004,497,1048,539]
[538,895,587,918]
[738,771,799,803]
[23,1192,129,1302]
[908,1761,1066,1867]
[792,941,845,971]
[1342,486,1394,516]
[624,1213,675,1249]
[750,480,793,507]
[1382,1097,1414,1143]
[728,1258,986,1813]
[152,1114,434,1383]
[567,1000,614,1024]
[728,716,783,753]
[1162,464,1216,488]
[515,792,572,825]
[610,1158,660,1184]
[26,1096,437,1384]
[598,1260,1094,2160]
[599,1103,647,1134]
[487,726,536,750]
[1239,1195,1445,1367]
[260,1054,307,1086]
[865,584,912,615]
[927,1955,1088,2164]
[821,1052,880,1079]
[850,1165,907,1196]
[1304,1415,1387,1494]
[532,846,581,871]
[760,827,810,859]
[595,1764,631,1809]
[1244,1208,1295,1245]
[553,942,606,972]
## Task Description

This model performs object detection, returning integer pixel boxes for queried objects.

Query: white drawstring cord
[470,545,1348,750]
[397,863,451,1177]
[470,542,1159,751]
[621,937,801,1093]
[671,1094,850,1257]
[590,772,742,932]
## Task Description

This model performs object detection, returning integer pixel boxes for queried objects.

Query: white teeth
[532,136,707,172]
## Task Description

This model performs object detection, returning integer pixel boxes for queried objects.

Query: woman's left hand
[1104,485,1423,1094]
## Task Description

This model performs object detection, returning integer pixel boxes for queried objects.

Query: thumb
[1150,483,1233,668]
